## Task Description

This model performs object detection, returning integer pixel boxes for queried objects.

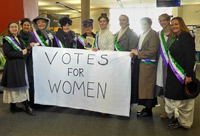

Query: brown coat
[138,29,160,99]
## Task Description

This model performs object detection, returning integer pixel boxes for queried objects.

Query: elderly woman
[29,16,57,47]
[93,13,114,51]
[27,16,58,107]
[130,17,160,117]
[165,17,196,129]
[77,19,96,49]
[55,16,77,48]
[156,14,173,119]
[2,21,35,116]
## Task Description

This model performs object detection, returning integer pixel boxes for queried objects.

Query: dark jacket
[19,30,31,47]
[1,36,27,87]
[55,28,77,48]
[77,32,96,49]
[117,27,138,51]
[165,31,196,100]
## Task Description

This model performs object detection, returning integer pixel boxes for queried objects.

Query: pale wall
[70,8,109,35]
[173,4,200,25]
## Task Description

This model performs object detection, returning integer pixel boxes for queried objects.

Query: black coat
[165,31,196,100]
[27,30,58,82]
[55,28,76,48]
[1,36,27,88]
[77,32,96,49]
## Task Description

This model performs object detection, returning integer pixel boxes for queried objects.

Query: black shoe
[169,118,178,127]
[168,121,183,129]
[24,107,36,116]
[10,106,24,113]
[137,111,152,117]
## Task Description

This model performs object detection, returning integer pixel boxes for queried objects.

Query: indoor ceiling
[38,0,200,15]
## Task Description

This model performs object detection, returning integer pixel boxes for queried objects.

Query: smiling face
[36,19,47,30]
[119,15,129,29]
[99,18,108,30]
[22,21,31,33]
[62,23,71,33]
[159,16,170,29]
[9,23,18,36]
[141,20,151,33]
[171,19,181,35]
[84,25,93,34]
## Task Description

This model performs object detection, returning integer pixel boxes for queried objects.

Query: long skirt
[3,65,29,103]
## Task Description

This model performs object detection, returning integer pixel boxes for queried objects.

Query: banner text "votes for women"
[33,47,131,116]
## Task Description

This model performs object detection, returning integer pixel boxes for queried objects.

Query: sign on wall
[157,0,181,7]
[33,47,131,116]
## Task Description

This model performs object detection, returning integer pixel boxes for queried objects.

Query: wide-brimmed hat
[184,78,200,99]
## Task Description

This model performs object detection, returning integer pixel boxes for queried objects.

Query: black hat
[82,19,93,27]
[59,16,72,27]
[184,78,200,99]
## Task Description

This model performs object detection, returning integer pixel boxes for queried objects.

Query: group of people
[1,13,196,129]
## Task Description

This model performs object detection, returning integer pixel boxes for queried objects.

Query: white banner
[33,47,131,116]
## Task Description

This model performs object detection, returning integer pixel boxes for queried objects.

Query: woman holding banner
[165,17,196,129]
[77,19,96,49]
[156,14,173,119]
[55,16,78,48]
[130,17,159,117]
[1,21,35,116]
[115,15,139,107]
[27,16,58,107]
[93,13,114,51]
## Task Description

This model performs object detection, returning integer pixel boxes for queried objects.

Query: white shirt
[98,28,114,50]
[138,29,151,50]
[117,26,128,42]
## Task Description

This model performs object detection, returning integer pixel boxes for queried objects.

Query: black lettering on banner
[98,54,108,66]
[67,68,84,77]
[97,83,107,99]
[73,81,85,96]
[79,68,84,77]
[68,68,73,76]
[73,68,79,76]
[74,53,83,64]
[87,82,95,98]
[45,51,58,65]
[87,54,95,65]
[62,53,71,64]
[48,80,62,93]
[62,81,72,94]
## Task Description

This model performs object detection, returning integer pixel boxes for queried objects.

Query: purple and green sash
[168,38,196,84]
[159,30,170,68]
[168,50,186,84]
[4,36,23,51]
[137,38,156,64]
[94,32,100,50]
[31,30,48,47]
[114,33,124,51]
[54,36,65,48]
[77,35,86,47]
